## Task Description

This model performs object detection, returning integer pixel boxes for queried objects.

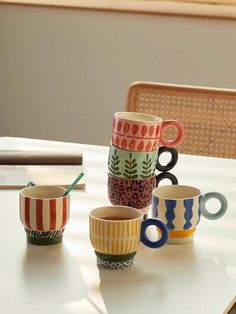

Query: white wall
[0,4,236,145]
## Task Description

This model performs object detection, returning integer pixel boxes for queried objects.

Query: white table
[0,137,235,314]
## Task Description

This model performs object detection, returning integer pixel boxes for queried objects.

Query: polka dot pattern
[97,257,134,269]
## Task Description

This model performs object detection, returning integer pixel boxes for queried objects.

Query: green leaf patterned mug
[108,143,178,179]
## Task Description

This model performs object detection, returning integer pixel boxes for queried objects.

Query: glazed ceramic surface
[152,185,228,244]
[19,185,70,245]
[90,206,142,255]
[111,133,159,152]
[89,205,168,269]
[108,143,157,179]
[112,112,184,150]
[108,174,156,212]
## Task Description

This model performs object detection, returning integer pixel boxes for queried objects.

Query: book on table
[0,149,85,189]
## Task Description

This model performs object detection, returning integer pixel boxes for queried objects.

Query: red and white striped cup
[20,185,70,245]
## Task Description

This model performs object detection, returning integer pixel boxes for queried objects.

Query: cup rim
[20,185,67,200]
[109,141,158,154]
[152,185,201,200]
[90,205,143,221]
[108,173,156,181]
[114,112,162,123]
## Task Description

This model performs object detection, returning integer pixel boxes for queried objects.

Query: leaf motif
[123,153,138,177]
[130,174,138,179]
[141,154,153,177]
[124,172,138,179]
[123,172,130,178]
[131,163,138,169]
[132,124,139,136]
[109,149,122,176]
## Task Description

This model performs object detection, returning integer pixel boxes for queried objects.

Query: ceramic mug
[112,112,184,151]
[20,185,70,245]
[152,185,228,244]
[108,174,156,214]
[108,143,179,179]
[89,205,168,269]
[108,172,178,214]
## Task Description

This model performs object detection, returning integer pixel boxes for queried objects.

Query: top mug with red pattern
[20,185,70,245]
[112,112,184,152]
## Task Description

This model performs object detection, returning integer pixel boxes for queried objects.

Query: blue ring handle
[140,218,168,249]
[201,192,228,220]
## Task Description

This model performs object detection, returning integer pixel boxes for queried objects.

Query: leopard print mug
[108,172,178,214]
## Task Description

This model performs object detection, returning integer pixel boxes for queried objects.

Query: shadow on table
[22,243,87,306]
[98,242,234,314]
[98,256,167,314]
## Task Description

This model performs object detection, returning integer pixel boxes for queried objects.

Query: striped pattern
[90,217,142,255]
[165,200,176,229]
[152,196,201,230]
[183,199,194,229]
[25,228,64,239]
[20,195,69,231]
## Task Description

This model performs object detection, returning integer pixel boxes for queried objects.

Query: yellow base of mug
[168,228,196,244]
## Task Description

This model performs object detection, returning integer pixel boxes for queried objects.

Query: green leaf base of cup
[95,251,136,269]
[27,234,63,245]
[25,228,64,246]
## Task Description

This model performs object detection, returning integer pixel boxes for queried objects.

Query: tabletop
[0,137,235,314]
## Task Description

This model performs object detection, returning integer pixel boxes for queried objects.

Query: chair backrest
[126,82,236,159]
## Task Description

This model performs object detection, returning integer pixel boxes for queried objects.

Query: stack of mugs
[108,112,184,216]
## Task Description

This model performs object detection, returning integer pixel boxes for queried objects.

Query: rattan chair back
[126,82,236,159]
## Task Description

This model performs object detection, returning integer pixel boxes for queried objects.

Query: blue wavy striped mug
[152,185,228,244]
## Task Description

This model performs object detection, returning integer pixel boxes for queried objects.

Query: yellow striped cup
[89,205,168,269]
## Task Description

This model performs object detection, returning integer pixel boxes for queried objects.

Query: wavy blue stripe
[196,195,202,225]
[165,200,176,230]
[152,197,159,218]
[183,199,194,229]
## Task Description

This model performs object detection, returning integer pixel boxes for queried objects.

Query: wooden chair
[126,82,236,159]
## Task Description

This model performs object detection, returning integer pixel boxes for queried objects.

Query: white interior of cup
[20,185,66,199]
[153,185,201,199]
[90,205,142,221]
[115,112,162,123]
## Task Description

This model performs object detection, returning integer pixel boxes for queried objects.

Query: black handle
[155,172,178,186]
[156,147,178,172]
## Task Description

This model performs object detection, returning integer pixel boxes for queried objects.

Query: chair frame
[126,81,236,159]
